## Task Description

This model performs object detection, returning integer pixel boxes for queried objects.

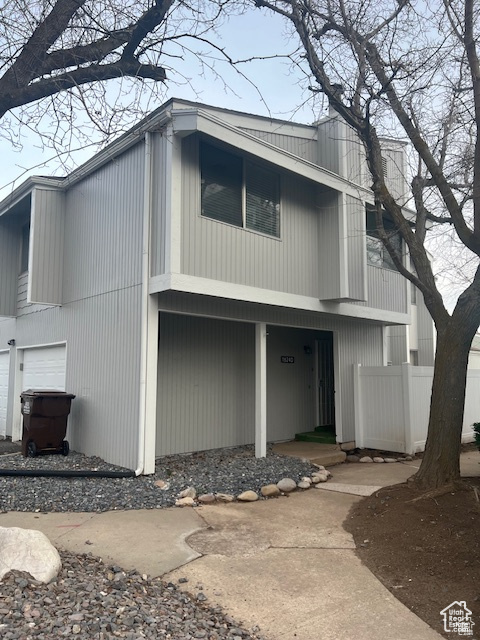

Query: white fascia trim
[0,177,63,217]
[149,272,411,325]
[171,109,372,201]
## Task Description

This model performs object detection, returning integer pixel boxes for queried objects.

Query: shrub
[473,423,480,451]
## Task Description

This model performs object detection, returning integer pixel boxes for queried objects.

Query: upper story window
[366,209,401,271]
[200,141,280,238]
[20,221,30,274]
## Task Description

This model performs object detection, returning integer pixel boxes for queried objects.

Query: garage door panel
[0,352,9,438]
[23,346,66,391]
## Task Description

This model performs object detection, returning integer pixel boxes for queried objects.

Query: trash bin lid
[21,389,76,399]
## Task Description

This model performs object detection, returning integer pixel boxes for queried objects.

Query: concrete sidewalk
[2,452,478,639]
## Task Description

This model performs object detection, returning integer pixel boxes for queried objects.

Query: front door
[316,336,335,427]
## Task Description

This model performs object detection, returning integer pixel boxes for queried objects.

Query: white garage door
[23,345,66,392]
[0,352,9,438]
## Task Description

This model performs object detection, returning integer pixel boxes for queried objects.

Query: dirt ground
[344,477,480,639]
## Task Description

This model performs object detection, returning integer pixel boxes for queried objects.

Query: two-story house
[0,99,426,473]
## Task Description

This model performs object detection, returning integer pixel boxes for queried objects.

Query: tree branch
[1,0,87,90]
[0,59,166,117]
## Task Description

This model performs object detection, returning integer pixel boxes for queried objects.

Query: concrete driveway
[166,487,442,640]
[4,452,477,639]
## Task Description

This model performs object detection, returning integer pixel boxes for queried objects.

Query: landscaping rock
[276,478,297,493]
[384,458,397,463]
[373,457,385,463]
[313,473,328,484]
[154,479,170,490]
[175,497,195,507]
[359,456,373,463]
[260,484,281,497]
[197,493,216,504]
[215,493,234,503]
[178,486,196,499]
[297,481,311,489]
[237,491,259,502]
[0,527,61,583]
[346,455,360,463]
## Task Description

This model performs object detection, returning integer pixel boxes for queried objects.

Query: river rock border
[345,454,414,463]
[174,467,332,507]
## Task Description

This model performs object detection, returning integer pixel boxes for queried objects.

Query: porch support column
[255,322,267,458]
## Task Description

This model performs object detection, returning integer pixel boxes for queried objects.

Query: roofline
[0,176,64,216]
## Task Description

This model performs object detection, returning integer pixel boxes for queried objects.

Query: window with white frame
[200,141,280,238]
[366,208,401,270]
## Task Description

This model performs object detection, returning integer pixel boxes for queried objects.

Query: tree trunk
[413,320,476,490]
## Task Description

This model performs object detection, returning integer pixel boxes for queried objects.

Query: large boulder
[0,526,61,583]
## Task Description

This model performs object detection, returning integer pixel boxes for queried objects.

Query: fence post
[401,362,414,454]
[353,363,363,448]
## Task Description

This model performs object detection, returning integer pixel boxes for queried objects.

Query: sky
[0,8,324,202]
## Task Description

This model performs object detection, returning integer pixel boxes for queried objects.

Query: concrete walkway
[2,452,478,639]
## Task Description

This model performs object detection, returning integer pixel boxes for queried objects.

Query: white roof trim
[172,108,372,200]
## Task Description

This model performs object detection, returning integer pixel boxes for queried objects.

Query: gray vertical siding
[386,324,408,364]
[151,131,169,276]
[1,142,147,469]
[317,189,343,300]
[345,125,367,187]
[0,215,19,317]
[346,195,366,300]
[239,129,318,164]
[316,117,340,174]
[29,189,64,305]
[353,266,408,313]
[383,146,408,202]
[181,135,322,297]
[157,292,385,445]
[11,286,142,469]
[156,313,255,455]
[17,273,50,316]
[63,142,144,304]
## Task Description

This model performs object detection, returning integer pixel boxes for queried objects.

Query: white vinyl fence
[353,363,479,454]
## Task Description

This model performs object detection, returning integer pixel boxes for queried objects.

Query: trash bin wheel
[61,440,69,456]
[27,441,37,458]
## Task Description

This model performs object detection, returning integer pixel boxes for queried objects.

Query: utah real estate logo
[440,601,475,636]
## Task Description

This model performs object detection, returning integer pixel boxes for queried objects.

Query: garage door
[0,352,9,438]
[23,345,66,392]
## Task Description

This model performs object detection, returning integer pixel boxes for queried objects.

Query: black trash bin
[20,390,76,458]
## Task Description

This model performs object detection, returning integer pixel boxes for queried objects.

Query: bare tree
[252,0,480,490]
[0,0,235,164]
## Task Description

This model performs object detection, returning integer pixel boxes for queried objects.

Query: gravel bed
[0,550,267,640]
[0,445,318,512]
